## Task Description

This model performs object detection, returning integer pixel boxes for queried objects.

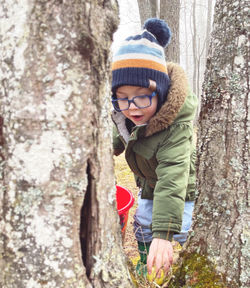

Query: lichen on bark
[0,0,133,287]
[169,0,249,287]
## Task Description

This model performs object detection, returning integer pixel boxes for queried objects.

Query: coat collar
[112,111,130,143]
[112,62,188,139]
[145,62,188,137]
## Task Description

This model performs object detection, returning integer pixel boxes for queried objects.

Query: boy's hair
[112,18,171,108]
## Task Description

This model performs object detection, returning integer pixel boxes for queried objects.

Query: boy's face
[116,85,158,125]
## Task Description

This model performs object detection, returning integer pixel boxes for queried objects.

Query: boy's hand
[147,238,173,277]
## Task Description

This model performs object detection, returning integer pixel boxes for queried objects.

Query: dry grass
[114,153,182,288]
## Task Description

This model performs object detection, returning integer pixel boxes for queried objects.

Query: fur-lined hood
[112,62,197,139]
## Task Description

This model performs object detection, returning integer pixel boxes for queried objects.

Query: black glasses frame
[112,91,156,112]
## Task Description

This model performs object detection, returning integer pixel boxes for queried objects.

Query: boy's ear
[149,79,157,91]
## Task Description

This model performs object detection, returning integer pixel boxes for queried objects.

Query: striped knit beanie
[112,18,171,108]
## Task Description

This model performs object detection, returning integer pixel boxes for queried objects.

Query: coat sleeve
[152,123,193,239]
[113,125,125,156]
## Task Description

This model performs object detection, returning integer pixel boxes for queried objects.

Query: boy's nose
[128,102,138,110]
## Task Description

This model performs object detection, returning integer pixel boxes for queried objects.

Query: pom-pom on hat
[112,18,171,108]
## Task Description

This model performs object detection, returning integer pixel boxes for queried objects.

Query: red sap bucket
[116,185,135,240]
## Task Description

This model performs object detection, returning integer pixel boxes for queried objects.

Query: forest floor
[114,153,182,288]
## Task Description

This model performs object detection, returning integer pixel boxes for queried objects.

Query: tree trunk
[160,0,180,62]
[183,3,189,72]
[0,1,133,287]
[205,0,213,59]
[169,0,249,287]
[192,0,197,94]
[137,0,157,25]
[137,0,180,62]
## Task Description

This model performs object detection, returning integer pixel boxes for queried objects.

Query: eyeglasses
[112,91,157,112]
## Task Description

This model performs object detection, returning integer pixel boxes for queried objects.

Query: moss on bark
[169,252,228,288]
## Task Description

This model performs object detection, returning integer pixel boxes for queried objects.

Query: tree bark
[137,0,157,25]
[205,0,213,59]
[137,0,180,62]
[183,3,189,72]
[169,0,249,287]
[0,1,133,287]
[191,0,197,94]
[160,0,180,62]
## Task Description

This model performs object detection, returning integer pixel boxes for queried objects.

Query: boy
[111,18,198,277]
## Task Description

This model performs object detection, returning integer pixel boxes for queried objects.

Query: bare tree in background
[160,0,180,62]
[182,2,190,73]
[0,1,133,287]
[191,0,215,97]
[137,0,180,62]
[170,0,249,287]
[191,0,197,94]
[179,0,215,109]
[205,0,213,58]
[137,0,157,24]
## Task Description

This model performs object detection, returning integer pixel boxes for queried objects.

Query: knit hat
[112,18,171,108]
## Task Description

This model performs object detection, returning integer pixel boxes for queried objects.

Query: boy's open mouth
[130,115,144,122]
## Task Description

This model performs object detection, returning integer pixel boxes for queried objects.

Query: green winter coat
[112,63,198,240]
